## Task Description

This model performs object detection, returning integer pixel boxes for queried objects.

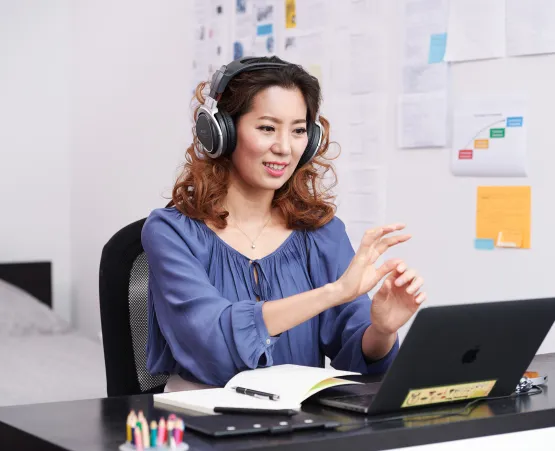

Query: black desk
[2,354,555,451]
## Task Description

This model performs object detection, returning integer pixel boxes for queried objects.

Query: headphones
[195,57,323,168]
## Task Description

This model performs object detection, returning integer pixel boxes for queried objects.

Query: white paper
[451,97,528,177]
[351,0,387,29]
[194,0,209,22]
[400,0,449,134]
[346,166,384,193]
[252,0,277,56]
[328,0,352,29]
[283,31,324,64]
[343,192,384,222]
[348,123,382,165]
[281,30,326,88]
[348,93,387,163]
[402,0,449,65]
[506,0,555,56]
[343,168,387,249]
[233,0,255,59]
[398,91,448,148]
[295,0,329,31]
[401,63,448,94]
[350,31,387,94]
[208,1,230,67]
[330,29,351,93]
[444,0,505,62]
[191,1,212,93]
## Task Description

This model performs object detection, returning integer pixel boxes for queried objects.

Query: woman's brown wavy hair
[169,56,339,230]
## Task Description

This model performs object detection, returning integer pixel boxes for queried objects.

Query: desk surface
[2,354,555,451]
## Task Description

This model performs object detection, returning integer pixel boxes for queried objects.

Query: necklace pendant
[251,244,256,249]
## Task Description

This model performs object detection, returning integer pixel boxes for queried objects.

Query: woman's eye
[294,128,307,135]
[258,125,275,132]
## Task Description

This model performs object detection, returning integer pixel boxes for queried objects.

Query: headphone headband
[209,58,290,99]
[196,57,323,164]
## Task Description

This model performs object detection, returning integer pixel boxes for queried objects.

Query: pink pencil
[157,417,167,446]
[134,426,144,451]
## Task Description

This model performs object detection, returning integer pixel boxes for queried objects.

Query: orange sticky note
[476,186,531,249]
[474,139,489,149]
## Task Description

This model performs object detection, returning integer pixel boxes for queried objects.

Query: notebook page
[154,388,300,415]
[224,364,360,403]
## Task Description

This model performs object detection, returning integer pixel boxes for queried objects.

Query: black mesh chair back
[99,218,168,396]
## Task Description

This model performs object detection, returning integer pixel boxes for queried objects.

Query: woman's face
[230,86,309,192]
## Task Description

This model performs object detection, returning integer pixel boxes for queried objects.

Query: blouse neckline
[199,221,299,263]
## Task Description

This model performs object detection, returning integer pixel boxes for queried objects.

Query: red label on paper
[458,149,473,159]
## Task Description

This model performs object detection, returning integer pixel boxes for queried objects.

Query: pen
[214,407,297,416]
[231,386,280,401]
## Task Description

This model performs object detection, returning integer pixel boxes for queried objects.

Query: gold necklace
[232,213,272,249]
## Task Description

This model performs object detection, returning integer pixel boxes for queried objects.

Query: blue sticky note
[506,116,523,127]
[475,238,495,250]
[257,23,273,36]
[428,33,447,64]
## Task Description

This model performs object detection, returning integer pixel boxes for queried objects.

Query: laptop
[314,297,555,415]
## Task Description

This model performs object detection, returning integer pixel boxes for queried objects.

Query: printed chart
[451,99,527,176]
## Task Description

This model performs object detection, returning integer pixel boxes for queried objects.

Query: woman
[142,56,426,390]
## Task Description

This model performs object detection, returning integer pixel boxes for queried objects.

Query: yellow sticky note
[285,0,296,28]
[476,186,531,249]
[401,380,497,408]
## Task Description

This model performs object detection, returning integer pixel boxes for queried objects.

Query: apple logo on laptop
[462,346,480,364]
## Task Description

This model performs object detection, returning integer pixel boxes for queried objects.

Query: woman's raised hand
[334,224,410,304]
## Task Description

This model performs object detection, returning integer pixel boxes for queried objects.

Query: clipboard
[183,412,340,437]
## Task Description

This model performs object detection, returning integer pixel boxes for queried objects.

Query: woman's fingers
[358,224,410,263]
[359,224,406,248]
[373,234,411,257]
[374,258,404,282]
[381,223,406,234]
[415,292,427,304]
[406,276,424,295]
[394,268,417,287]
[396,262,407,274]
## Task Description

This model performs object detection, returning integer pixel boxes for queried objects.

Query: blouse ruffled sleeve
[142,209,279,386]
[307,217,399,374]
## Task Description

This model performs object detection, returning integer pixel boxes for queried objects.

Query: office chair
[99,217,168,397]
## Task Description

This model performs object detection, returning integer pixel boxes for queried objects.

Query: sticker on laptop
[401,380,497,408]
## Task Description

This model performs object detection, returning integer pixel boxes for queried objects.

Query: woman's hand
[334,224,411,305]
[370,261,426,335]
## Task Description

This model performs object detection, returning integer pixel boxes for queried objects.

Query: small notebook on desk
[153,364,361,415]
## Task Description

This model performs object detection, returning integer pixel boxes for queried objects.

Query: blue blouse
[141,207,399,386]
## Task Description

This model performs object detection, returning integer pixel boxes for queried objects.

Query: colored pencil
[126,411,135,442]
[157,417,167,446]
[150,420,158,447]
[134,426,143,451]
[174,418,184,445]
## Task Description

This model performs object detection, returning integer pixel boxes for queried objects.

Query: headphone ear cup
[196,110,221,157]
[215,110,237,157]
[298,121,322,168]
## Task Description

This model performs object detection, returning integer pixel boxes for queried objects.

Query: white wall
[70,0,193,337]
[0,0,72,321]
[4,0,554,354]
[384,8,555,353]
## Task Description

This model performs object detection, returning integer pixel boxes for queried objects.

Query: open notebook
[153,364,362,415]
